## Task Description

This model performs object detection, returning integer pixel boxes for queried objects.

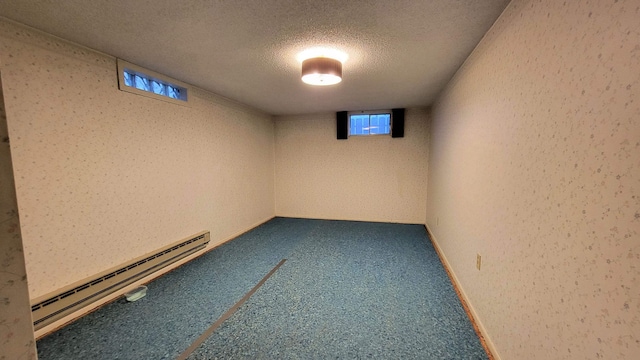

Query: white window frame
[117,59,191,106]
[348,110,392,137]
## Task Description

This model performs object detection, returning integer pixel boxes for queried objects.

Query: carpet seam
[176,258,287,360]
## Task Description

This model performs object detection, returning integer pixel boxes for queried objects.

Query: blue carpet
[36,218,487,359]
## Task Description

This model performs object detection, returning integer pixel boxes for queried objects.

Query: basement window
[349,111,391,136]
[117,59,190,105]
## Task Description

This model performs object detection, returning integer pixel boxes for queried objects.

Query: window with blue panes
[123,70,185,101]
[349,113,391,136]
[117,59,189,105]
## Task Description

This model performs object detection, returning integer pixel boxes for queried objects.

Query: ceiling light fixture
[301,57,343,86]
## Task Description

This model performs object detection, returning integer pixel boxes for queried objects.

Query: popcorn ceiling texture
[426,0,640,359]
[0,0,511,115]
[0,79,37,360]
[0,19,276,300]
[275,109,429,224]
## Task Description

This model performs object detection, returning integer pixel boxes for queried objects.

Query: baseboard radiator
[31,231,210,331]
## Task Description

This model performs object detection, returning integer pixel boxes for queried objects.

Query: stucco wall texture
[427,0,639,359]
[0,20,276,300]
[275,109,429,224]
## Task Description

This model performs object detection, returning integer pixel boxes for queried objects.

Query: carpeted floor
[36,218,488,359]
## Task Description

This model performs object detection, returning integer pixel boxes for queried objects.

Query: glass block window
[123,71,185,100]
[349,113,391,136]
[117,59,189,105]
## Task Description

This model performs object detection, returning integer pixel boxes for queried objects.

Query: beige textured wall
[0,19,275,300]
[427,0,640,359]
[275,109,429,224]
[0,76,37,359]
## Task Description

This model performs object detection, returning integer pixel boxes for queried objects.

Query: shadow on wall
[0,74,38,359]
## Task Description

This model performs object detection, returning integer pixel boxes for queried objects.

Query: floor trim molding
[424,224,501,360]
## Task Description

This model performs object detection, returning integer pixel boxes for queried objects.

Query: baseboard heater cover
[31,231,210,331]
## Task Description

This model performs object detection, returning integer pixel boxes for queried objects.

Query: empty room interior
[1,0,638,359]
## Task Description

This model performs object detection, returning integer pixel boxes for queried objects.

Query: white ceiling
[0,0,511,115]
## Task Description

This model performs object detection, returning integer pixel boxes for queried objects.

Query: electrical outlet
[476,254,482,270]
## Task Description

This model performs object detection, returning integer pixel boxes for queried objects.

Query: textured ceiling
[0,0,511,115]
